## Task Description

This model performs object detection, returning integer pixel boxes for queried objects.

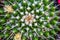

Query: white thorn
[32,4,35,6]
[36,15,39,19]
[36,10,39,13]
[40,19,43,22]
[21,30,24,33]
[20,6,23,9]
[43,22,47,25]
[33,19,36,22]
[15,23,18,26]
[42,25,45,28]
[34,28,36,31]
[11,25,15,28]
[16,16,20,19]
[18,3,21,6]
[31,10,34,13]
[13,11,16,13]
[25,11,28,14]
[21,19,24,22]
[21,23,25,26]
[34,23,38,26]
[27,7,31,10]
[20,12,24,15]
[26,27,29,31]
[29,23,32,26]
[23,0,26,3]
[39,3,42,5]
[34,1,37,4]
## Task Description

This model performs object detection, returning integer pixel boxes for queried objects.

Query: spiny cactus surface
[0,0,60,40]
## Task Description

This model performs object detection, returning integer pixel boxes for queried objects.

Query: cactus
[0,0,60,40]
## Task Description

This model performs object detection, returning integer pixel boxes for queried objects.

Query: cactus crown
[0,0,59,40]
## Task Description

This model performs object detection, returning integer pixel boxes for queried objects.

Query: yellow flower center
[25,14,34,24]
[14,33,21,40]
[4,5,14,13]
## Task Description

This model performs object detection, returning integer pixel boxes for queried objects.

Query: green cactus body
[0,0,59,40]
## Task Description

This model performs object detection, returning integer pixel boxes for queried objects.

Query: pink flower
[58,0,60,4]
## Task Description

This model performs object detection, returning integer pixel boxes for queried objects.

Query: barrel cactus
[0,0,60,40]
